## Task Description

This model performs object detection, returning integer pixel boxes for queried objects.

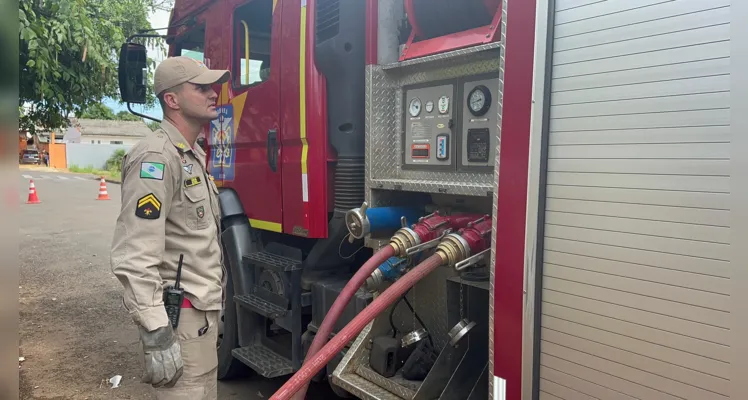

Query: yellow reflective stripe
[299,4,308,175]
[249,218,283,232]
[273,0,278,12]
[240,20,250,85]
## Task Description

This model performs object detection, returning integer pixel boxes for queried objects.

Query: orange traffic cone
[26,179,40,204]
[97,176,110,200]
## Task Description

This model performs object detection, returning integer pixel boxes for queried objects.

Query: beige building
[63,118,151,145]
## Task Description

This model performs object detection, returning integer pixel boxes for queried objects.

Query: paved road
[18,169,338,400]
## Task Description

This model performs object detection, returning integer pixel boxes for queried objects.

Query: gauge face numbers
[425,101,434,113]
[467,85,492,116]
[409,98,422,117]
[438,96,450,114]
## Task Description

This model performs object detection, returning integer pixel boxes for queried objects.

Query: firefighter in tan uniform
[111,56,230,399]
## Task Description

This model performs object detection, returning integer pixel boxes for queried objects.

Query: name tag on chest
[184,176,202,188]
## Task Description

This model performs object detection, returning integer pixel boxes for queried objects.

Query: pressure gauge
[409,98,422,117]
[438,95,450,114]
[467,85,492,116]
[425,101,434,113]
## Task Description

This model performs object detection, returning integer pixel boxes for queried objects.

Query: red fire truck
[118,0,531,398]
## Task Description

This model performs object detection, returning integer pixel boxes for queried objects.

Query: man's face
[167,82,219,123]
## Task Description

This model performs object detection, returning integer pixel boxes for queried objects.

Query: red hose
[271,254,445,400]
[290,244,397,400]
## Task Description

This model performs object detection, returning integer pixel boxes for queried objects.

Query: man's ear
[162,92,181,110]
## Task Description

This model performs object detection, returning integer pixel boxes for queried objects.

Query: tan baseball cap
[154,56,231,95]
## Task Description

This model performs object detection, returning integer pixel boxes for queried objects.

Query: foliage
[19,0,172,133]
[78,103,142,121]
[116,111,143,121]
[146,120,161,131]
[106,148,127,172]
[79,103,116,120]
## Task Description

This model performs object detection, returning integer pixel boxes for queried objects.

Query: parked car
[20,149,41,165]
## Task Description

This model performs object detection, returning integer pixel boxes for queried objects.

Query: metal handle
[454,248,490,271]
[267,129,278,172]
[405,229,451,256]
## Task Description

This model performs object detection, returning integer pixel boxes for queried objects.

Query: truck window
[177,24,206,62]
[233,0,273,87]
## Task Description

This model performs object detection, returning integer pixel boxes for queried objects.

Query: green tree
[116,110,143,121]
[146,120,161,131]
[19,0,171,133]
[79,103,117,120]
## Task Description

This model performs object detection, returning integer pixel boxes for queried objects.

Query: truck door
[217,0,283,232]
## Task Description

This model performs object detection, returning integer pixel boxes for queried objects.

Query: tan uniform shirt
[111,120,224,332]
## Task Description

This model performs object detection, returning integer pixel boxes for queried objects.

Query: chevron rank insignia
[135,193,162,219]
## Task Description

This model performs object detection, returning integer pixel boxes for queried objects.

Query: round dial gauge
[467,85,492,116]
[409,98,422,117]
[438,95,450,114]
[425,101,434,113]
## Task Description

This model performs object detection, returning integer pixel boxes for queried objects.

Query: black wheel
[217,243,251,380]
[217,215,257,380]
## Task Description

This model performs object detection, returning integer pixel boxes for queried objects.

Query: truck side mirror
[118,42,148,104]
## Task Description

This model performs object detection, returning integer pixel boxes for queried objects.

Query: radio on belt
[163,253,185,329]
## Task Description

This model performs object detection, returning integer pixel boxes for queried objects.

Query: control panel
[403,83,455,170]
[401,74,499,172]
[460,76,500,171]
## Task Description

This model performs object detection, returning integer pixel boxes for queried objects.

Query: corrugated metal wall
[536,0,731,399]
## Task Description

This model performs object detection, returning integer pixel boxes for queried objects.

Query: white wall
[66,143,133,170]
[80,134,142,146]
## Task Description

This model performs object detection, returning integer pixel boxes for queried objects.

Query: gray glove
[139,324,184,388]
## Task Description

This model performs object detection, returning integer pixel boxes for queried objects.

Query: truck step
[234,294,288,319]
[232,345,294,378]
[243,249,300,272]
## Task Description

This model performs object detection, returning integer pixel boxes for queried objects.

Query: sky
[103,6,173,122]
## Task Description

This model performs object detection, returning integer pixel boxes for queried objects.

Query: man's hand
[139,324,183,388]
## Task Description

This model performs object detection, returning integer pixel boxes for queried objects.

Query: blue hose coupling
[345,202,423,242]
[365,256,409,292]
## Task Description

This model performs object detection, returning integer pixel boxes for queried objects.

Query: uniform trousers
[145,307,220,400]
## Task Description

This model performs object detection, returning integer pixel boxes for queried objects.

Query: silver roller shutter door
[535,1,731,399]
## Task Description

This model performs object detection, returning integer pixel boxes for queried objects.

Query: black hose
[388,288,433,347]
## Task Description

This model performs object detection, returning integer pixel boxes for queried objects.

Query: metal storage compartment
[522,0,741,399]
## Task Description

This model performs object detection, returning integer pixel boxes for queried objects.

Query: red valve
[390,212,483,257]
[459,215,493,254]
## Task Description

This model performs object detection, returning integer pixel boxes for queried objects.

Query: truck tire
[217,238,249,379]
[217,214,258,380]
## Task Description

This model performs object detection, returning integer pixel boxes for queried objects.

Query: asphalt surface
[18,168,339,400]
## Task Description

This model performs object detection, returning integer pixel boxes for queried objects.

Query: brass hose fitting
[435,233,471,267]
[389,227,420,257]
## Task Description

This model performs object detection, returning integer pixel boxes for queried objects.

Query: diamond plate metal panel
[389,264,458,351]
[365,44,502,199]
[356,365,419,399]
[332,320,409,400]
[489,0,508,398]
[232,345,292,378]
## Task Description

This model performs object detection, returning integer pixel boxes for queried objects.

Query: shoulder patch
[136,193,162,219]
[140,162,165,180]
[184,176,202,188]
